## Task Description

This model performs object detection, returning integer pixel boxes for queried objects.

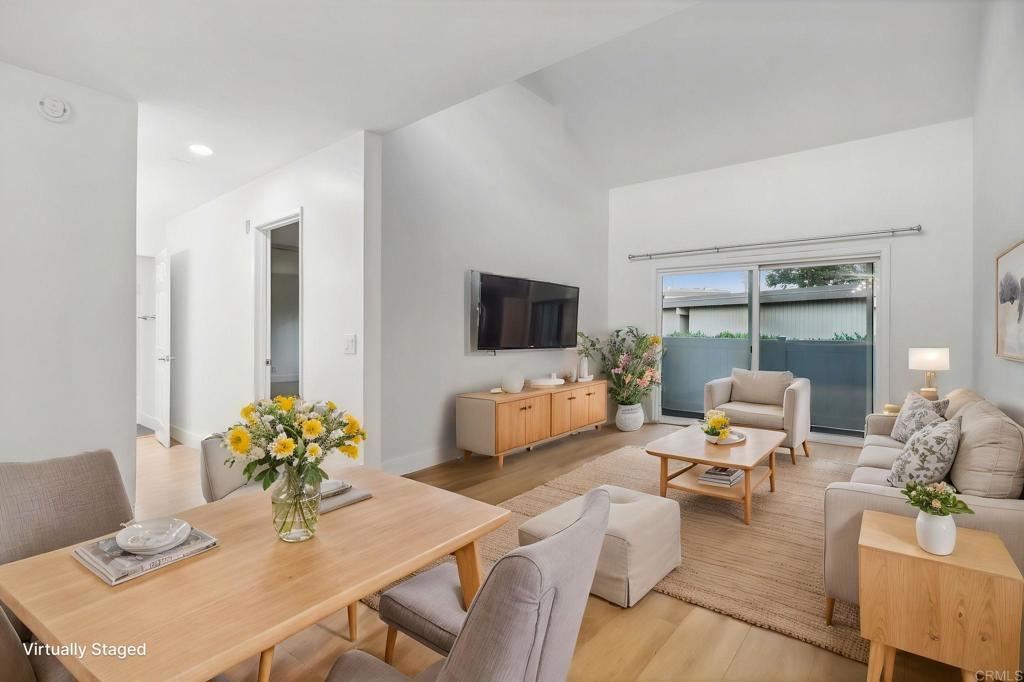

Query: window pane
[758,263,875,435]
[661,271,752,418]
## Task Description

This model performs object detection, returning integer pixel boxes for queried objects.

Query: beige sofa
[823,389,1024,666]
[705,368,811,464]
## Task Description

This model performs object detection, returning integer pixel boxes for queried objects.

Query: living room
[1,1,1022,681]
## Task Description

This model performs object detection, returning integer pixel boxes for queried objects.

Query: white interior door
[154,249,172,447]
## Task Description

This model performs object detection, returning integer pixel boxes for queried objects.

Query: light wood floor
[136,427,958,681]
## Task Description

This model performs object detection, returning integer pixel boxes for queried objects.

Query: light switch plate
[343,334,357,354]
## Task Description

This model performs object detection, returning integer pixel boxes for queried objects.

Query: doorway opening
[255,214,303,400]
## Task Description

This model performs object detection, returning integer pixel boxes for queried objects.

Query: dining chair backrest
[200,436,246,502]
[0,449,133,647]
[436,487,610,682]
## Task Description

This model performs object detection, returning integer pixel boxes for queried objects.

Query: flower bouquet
[700,410,732,443]
[577,327,664,431]
[221,395,366,542]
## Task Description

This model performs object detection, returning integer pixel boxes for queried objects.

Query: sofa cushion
[890,393,948,443]
[887,417,962,487]
[730,369,793,406]
[863,434,903,450]
[718,401,784,430]
[945,388,985,419]
[857,445,903,470]
[950,401,1024,499]
[850,467,893,487]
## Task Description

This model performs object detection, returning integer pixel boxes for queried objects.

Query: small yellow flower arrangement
[701,410,732,443]
[219,396,368,542]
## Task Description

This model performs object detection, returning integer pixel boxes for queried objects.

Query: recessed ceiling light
[189,144,213,157]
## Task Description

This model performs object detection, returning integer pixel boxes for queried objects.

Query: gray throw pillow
[888,416,962,487]
[890,393,949,443]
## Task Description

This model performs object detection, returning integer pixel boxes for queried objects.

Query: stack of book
[74,529,218,586]
[698,466,744,488]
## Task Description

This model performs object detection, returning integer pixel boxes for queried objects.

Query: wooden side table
[858,510,1023,682]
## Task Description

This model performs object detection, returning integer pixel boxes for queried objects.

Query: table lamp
[908,348,949,401]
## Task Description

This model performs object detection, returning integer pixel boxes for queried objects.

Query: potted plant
[220,395,366,542]
[577,327,664,431]
[900,481,974,555]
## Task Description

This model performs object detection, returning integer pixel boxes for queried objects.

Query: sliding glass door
[660,260,877,435]
[660,270,753,418]
[758,262,875,435]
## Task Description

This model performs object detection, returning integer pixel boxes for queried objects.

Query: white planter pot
[915,510,957,556]
[615,404,644,432]
[578,356,589,379]
[501,372,524,394]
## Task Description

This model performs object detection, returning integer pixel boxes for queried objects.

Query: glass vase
[271,467,321,542]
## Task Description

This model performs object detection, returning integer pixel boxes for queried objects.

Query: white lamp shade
[908,347,950,371]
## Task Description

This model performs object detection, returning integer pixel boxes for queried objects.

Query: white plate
[711,431,746,445]
[321,480,352,498]
[116,518,191,553]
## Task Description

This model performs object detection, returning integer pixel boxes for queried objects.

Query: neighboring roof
[663,283,868,309]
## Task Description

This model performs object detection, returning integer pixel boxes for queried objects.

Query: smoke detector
[38,95,71,122]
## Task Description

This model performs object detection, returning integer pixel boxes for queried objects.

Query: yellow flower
[339,444,359,460]
[343,415,362,435]
[227,426,251,455]
[306,443,323,460]
[326,401,337,412]
[240,403,258,423]
[302,418,324,440]
[651,335,662,346]
[273,395,296,412]
[271,435,296,459]
[709,415,730,430]
[718,428,730,440]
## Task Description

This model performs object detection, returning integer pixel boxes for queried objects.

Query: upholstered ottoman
[518,484,681,607]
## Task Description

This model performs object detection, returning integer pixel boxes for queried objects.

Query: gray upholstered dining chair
[325,487,611,682]
[0,449,134,682]
[200,435,260,502]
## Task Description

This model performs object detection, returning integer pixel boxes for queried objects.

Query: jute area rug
[368,445,868,663]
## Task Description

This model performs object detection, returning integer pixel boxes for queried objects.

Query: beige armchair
[704,368,812,464]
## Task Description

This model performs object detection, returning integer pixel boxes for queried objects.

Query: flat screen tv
[474,272,580,350]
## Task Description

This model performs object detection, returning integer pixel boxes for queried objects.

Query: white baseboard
[381,446,454,475]
[136,411,159,432]
[169,424,204,449]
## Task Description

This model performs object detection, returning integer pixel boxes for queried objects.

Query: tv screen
[476,273,579,350]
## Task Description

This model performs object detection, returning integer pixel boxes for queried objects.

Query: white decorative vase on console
[915,511,956,556]
[501,372,524,394]
[615,404,644,432]
[578,356,590,381]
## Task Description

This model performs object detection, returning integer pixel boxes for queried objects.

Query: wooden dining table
[0,466,510,682]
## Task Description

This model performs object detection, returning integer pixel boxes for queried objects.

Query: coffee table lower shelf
[664,463,774,524]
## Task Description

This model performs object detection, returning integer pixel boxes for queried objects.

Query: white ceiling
[520,0,985,188]
[0,0,690,251]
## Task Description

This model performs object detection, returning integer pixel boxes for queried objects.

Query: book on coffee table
[698,466,744,487]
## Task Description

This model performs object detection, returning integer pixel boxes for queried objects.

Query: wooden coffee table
[645,425,786,524]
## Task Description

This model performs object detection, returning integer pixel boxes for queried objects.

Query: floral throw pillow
[890,393,949,443]
[888,416,962,487]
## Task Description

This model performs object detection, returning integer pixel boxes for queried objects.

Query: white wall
[609,119,975,406]
[973,0,1024,424]
[379,83,608,474]
[0,62,138,497]
[165,132,379,458]
[136,255,157,429]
